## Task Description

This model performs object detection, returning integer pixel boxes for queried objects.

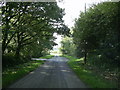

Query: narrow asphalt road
[9,56,87,88]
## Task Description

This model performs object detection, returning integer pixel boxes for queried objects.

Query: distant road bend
[9,56,87,88]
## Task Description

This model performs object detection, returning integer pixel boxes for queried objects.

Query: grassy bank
[39,55,54,59]
[2,55,54,88]
[63,55,118,88]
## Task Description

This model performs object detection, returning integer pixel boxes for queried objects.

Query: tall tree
[2,2,70,67]
[72,2,119,64]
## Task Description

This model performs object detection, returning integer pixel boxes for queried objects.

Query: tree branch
[21,41,34,47]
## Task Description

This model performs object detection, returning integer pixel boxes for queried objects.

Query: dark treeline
[1,2,69,68]
[61,2,120,67]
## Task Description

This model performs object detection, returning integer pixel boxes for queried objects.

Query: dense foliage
[61,2,120,66]
[2,2,69,68]
[72,2,120,66]
[60,36,76,56]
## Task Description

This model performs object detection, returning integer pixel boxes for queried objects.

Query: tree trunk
[2,18,9,54]
[15,46,21,58]
[15,32,21,58]
[84,49,87,64]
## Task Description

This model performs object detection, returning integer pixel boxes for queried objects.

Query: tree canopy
[2,2,70,67]
[61,2,119,65]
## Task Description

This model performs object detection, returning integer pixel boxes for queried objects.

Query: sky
[53,0,108,51]
[57,0,109,28]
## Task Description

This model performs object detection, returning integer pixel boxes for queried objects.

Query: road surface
[9,56,87,88]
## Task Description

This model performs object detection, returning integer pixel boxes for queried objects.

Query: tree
[61,36,76,56]
[72,2,119,65]
[2,2,70,67]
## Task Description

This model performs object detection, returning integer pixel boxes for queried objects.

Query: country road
[9,56,87,88]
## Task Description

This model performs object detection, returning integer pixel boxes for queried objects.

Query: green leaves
[61,36,76,56]
[72,2,119,64]
[2,2,69,62]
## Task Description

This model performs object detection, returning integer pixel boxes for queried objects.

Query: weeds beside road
[63,55,118,88]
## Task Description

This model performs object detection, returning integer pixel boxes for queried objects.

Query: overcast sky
[57,0,109,28]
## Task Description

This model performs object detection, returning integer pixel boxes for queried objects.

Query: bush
[2,53,31,70]
[3,53,15,68]
[87,52,118,69]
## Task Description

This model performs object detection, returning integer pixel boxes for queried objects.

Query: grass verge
[2,60,44,88]
[39,55,54,59]
[2,55,54,88]
[63,55,118,88]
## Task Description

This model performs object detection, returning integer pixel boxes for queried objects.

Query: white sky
[57,0,109,28]
[53,0,108,50]
[53,33,62,49]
